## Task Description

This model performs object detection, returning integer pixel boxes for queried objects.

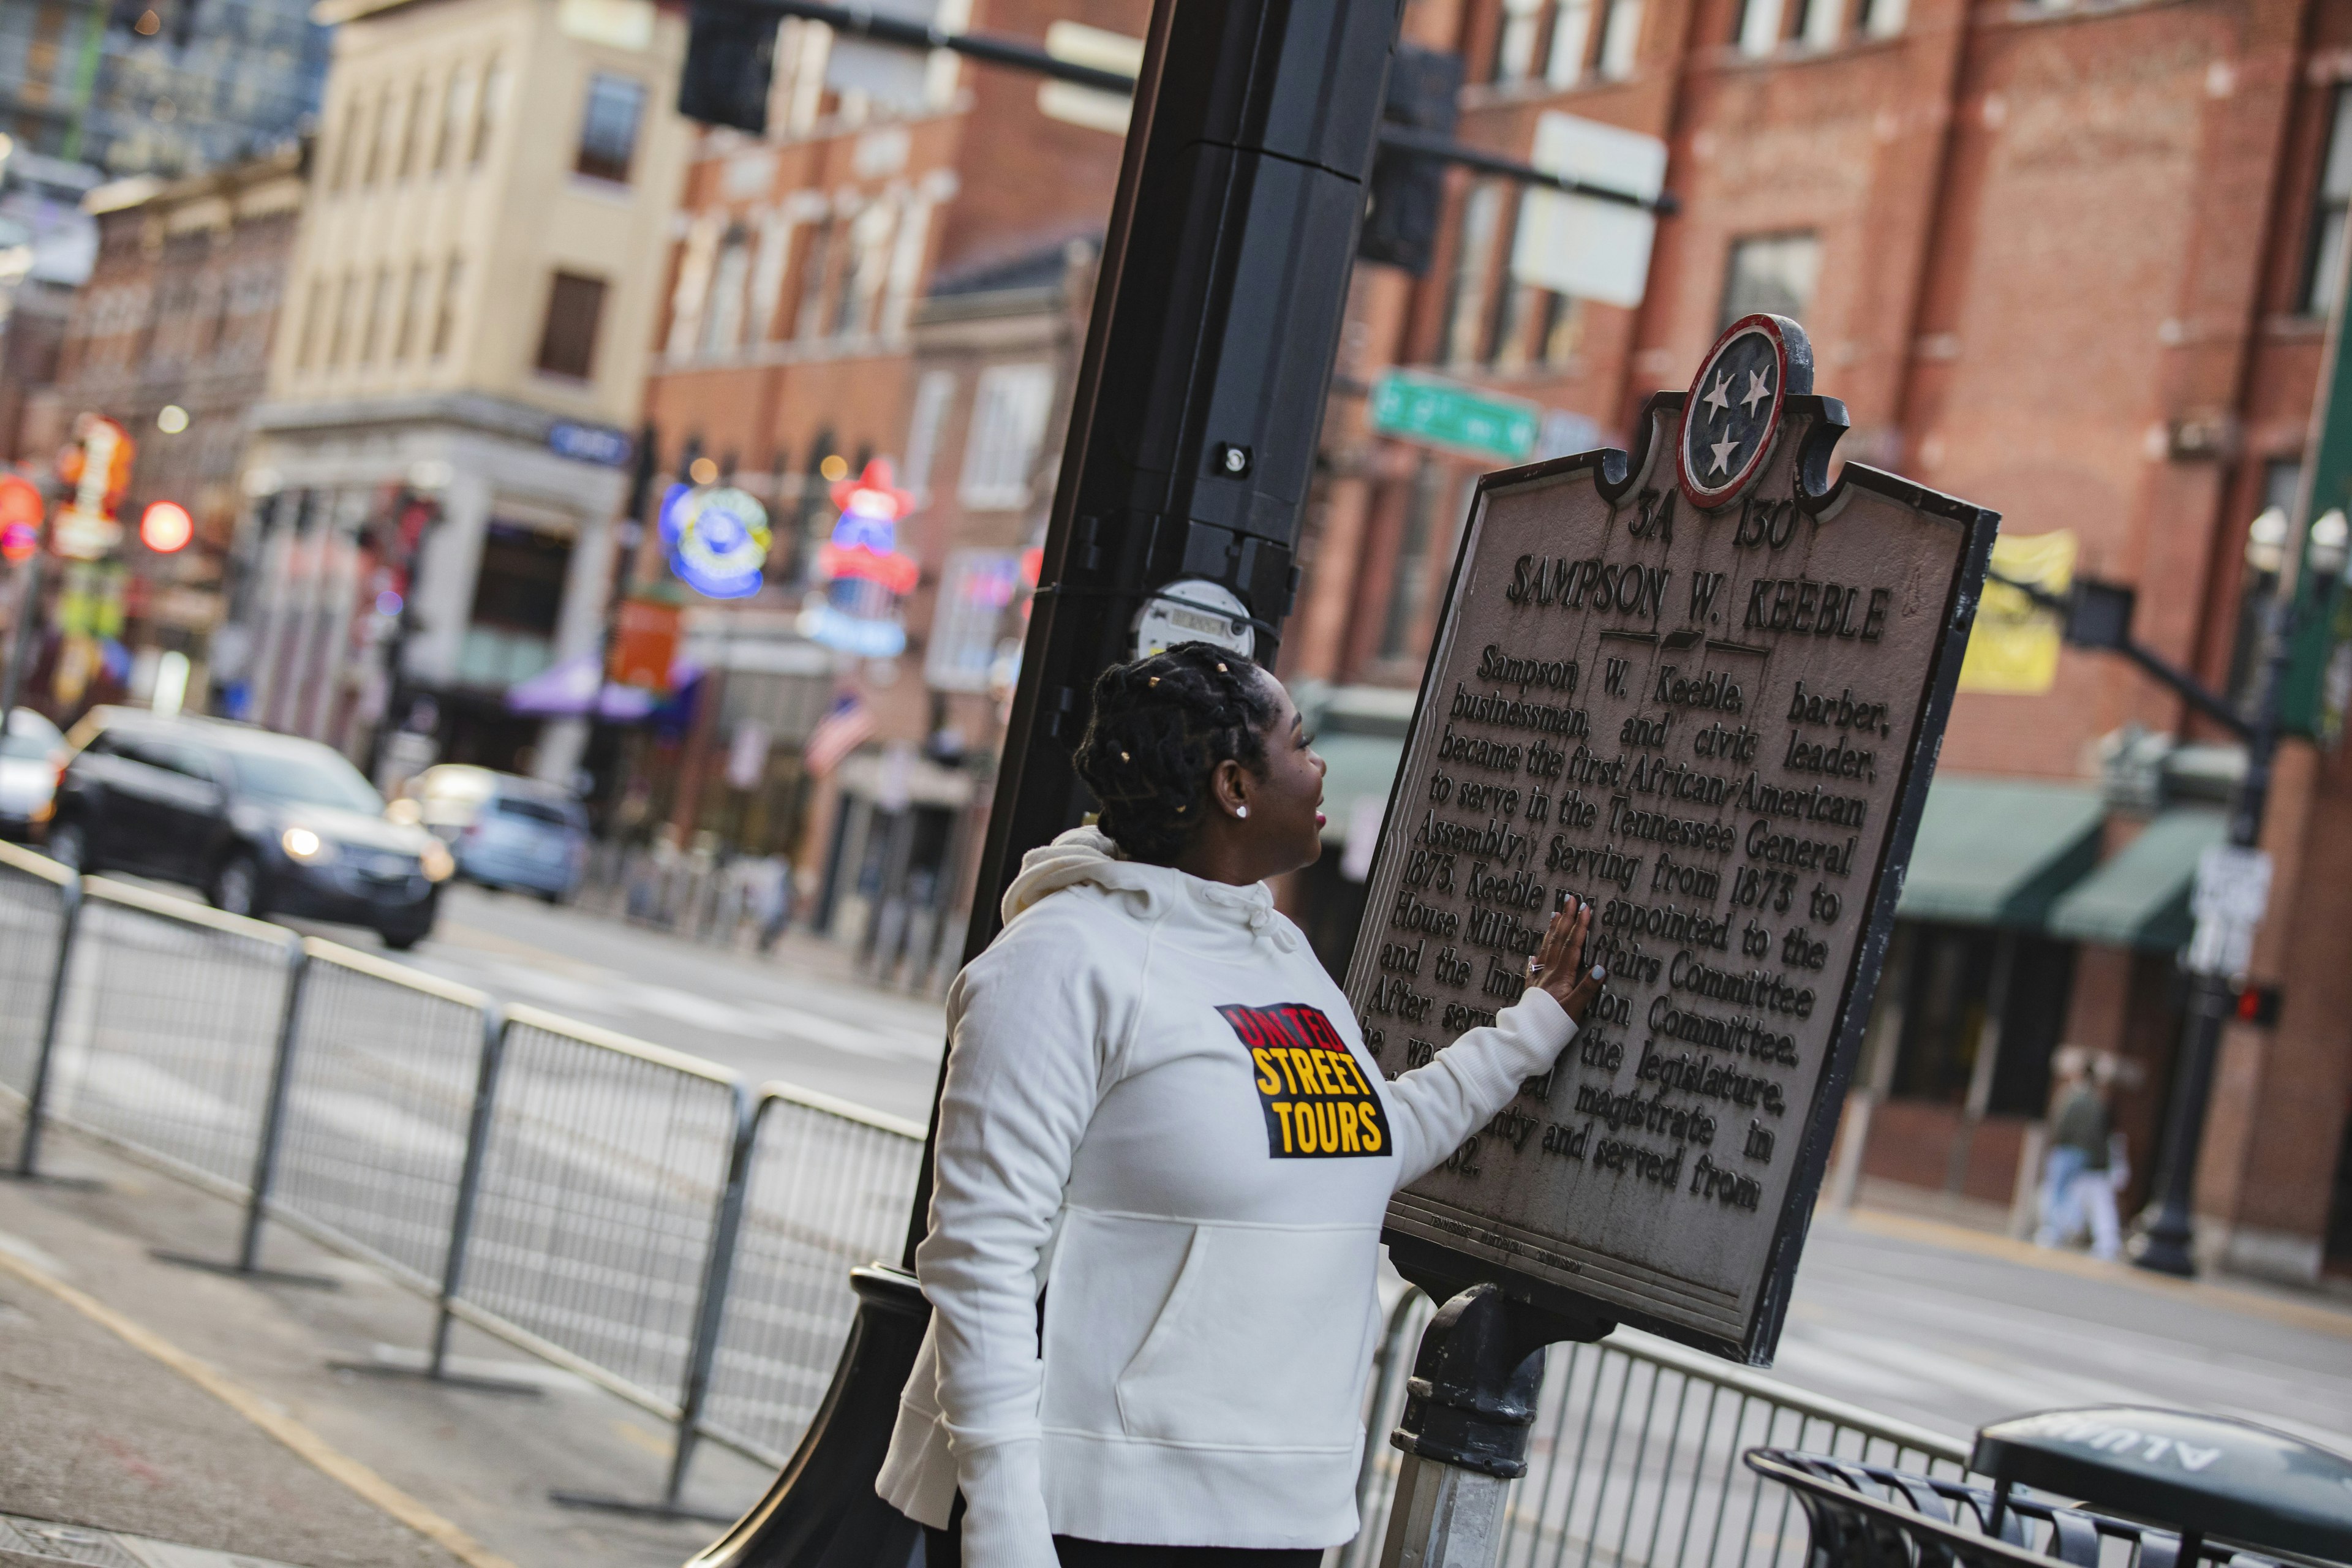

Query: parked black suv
[42,709,454,948]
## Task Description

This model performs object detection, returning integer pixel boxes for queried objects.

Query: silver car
[0,707,64,838]
[403,764,589,902]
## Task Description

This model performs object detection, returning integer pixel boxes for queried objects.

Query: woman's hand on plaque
[1526,896,1605,1024]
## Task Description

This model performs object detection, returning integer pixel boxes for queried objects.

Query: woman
[878,642,1606,1568]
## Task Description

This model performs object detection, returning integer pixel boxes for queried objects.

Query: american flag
[803,691,876,776]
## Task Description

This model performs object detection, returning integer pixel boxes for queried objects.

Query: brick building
[228,0,693,779]
[635,0,1137,972]
[1287,0,2352,1281]
[19,145,305,706]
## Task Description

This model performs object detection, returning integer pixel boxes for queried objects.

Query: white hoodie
[876,827,1576,1559]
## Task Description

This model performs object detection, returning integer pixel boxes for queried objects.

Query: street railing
[0,837,1980,1543]
[46,875,301,1199]
[270,940,492,1289]
[0,843,72,1170]
[1341,1293,1971,1568]
[699,1083,927,1466]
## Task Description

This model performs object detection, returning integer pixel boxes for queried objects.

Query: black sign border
[1366,388,2000,1365]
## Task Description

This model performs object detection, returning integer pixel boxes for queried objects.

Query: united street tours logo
[1219,1003,1393,1159]
[1676,314,1801,511]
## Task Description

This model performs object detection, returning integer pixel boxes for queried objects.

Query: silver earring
[1236,805,1249,820]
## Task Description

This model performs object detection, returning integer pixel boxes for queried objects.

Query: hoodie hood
[1001,825,1298,952]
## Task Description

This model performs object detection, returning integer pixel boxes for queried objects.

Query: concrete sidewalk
[0,1117,775,1568]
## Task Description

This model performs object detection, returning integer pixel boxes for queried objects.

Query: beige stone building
[227,0,690,782]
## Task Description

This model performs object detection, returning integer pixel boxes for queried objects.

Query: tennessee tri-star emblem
[1676,313,1809,510]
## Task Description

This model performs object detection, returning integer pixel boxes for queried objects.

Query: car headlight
[419,840,455,882]
[282,826,336,863]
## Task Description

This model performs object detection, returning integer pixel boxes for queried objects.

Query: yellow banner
[1959,530,2077,695]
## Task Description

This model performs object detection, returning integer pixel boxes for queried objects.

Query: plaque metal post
[1377,1284,1611,1568]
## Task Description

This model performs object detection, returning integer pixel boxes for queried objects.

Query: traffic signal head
[1359,44,1463,276]
[679,3,776,134]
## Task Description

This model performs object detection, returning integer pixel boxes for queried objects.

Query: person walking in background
[2037,1051,2122,1261]
[881,643,1608,1568]
[752,852,795,954]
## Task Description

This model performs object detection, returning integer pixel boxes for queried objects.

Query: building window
[747,208,799,345]
[399,78,430,179]
[472,58,505,167]
[1857,0,1905,36]
[1443,181,1505,364]
[1790,0,1842,48]
[902,369,956,500]
[296,276,326,370]
[1545,0,1595,85]
[793,217,835,340]
[358,266,392,364]
[701,228,752,355]
[327,98,361,193]
[1734,0,1786,55]
[1887,925,2076,1115]
[1493,0,1545,84]
[1380,459,1447,661]
[360,91,388,187]
[435,68,472,172]
[1537,291,1584,366]
[959,363,1055,511]
[879,195,935,340]
[575,73,646,184]
[433,256,464,359]
[326,270,358,367]
[1594,0,1642,77]
[926,549,1025,693]
[395,260,429,361]
[535,270,606,380]
[1721,230,1820,328]
[2304,86,2352,316]
[826,201,896,339]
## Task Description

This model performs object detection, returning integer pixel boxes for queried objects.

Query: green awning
[1894,776,2106,928]
[1317,732,1405,843]
[2048,809,2226,951]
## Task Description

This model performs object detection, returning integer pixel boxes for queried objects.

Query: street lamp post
[2130,505,2349,1277]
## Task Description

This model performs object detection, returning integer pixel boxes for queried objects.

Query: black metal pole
[685,2,1402,1562]
[2133,587,2296,1277]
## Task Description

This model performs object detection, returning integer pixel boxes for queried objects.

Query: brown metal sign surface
[1345,316,1997,1363]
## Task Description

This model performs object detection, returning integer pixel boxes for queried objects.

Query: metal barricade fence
[0,843,73,1167]
[443,1005,751,1424]
[698,1084,927,1466]
[268,940,494,1290]
[41,876,300,1199]
[0,846,1993,1547]
[1337,1293,1972,1568]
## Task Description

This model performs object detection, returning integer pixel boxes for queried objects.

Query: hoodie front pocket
[1113,1223,1379,1452]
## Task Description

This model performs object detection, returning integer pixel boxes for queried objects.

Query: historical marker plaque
[1344,316,1996,1363]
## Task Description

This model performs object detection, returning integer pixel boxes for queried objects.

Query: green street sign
[1368,371,1541,465]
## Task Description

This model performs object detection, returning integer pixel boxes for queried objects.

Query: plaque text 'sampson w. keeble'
[1344,315,1997,1364]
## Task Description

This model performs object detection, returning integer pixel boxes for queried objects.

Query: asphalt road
[383,884,948,1125]
[392,889,2352,1457]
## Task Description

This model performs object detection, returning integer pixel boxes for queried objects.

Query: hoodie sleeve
[1382,987,1575,1186]
[914,901,1136,1568]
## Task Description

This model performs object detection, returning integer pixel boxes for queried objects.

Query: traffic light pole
[2128,599,2291,1277]
[0,486,58,725]
[685,2,1405,1561]
[716,0,1673,213]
